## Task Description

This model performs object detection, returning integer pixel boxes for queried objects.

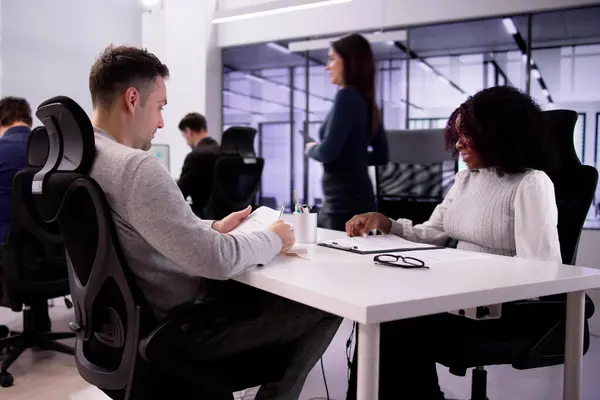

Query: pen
[278,204,285,219]
[294,189,301,212]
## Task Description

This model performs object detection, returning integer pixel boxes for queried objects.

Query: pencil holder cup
[293,212,318,244]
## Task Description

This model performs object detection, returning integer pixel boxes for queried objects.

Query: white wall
[216,0,600,47]
[143,0,222,179]
[0,0,143,124]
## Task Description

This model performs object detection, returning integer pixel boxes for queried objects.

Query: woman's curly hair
[444,86,558,176]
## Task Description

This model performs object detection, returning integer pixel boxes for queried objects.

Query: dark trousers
[187,282,342,400]
[346,303,564,400]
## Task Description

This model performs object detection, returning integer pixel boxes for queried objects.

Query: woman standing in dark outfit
[306,33,389,231]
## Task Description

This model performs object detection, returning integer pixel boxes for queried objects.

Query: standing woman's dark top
[306,34,389,231]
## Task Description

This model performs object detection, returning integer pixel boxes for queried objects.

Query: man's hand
[269,220,295,253]
[212,206,252,234]
[345,212,392,237]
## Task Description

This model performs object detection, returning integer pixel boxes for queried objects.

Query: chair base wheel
[0,373,14,388]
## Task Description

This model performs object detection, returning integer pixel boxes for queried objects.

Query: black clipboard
[317,241,445,255]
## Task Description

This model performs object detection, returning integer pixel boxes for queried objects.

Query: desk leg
[357,323,380,400]
[564,290,585,400]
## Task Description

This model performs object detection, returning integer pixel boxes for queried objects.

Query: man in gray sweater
[87,45,341,399]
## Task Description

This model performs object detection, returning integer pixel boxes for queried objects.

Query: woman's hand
[345,212,392,236]
[305,142,317,155]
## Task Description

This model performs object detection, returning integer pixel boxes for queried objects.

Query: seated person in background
[177,112,220,216]
[88,45,341,400]
[345,86,561,400]
[0,97,33,242]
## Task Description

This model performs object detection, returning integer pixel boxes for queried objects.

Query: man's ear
[123,87,140,114]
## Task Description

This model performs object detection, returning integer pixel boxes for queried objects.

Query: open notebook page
[230,206,281,235]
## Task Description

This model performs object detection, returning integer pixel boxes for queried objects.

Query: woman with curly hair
[345,86,562,400]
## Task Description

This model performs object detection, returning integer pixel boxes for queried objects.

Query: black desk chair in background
[31,96,293,399]
[376,128,456,224]
[203,127,264,220]
[437,109,598,400]
[0,126,75,388]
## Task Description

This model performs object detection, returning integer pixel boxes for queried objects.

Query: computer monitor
[148,144,170,172]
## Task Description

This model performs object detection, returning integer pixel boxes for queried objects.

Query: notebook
[318,235,443,255]
[230,206,281,235]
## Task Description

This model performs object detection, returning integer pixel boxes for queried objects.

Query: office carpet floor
[1,302,600,400]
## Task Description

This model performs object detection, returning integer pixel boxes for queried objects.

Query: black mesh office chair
[0,126,75,388]
[30,96,293,399]
[437,109,598,400]
[203,127,264,220]
[376,129,456,224]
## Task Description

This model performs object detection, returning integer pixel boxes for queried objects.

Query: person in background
[88,45,341,400]
[306,33,389,231]
[0,97,33,242]
[177,112,220,216]
[344,86,562,400]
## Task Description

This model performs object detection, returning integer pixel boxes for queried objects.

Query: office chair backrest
[544,110,598,265]
[221,126,257,158]
[0,127,67,312]
[203,127,264,220]
[32,96,153,398]
[28,126,50,167]
[204,156,264,220]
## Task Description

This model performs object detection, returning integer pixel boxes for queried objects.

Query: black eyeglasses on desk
[373,254,429,269]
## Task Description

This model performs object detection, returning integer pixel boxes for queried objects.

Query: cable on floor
[308,357,337,400]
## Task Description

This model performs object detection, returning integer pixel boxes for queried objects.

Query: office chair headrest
[221,126,257,158]
[543,109,580,169]
[27,126,50,168]
[31,95,96,195]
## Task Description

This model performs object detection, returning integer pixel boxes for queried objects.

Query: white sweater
[390,168,562,262]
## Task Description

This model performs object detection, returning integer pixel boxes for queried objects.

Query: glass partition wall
[222,4,600,227]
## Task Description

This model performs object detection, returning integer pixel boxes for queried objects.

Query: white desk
[234,228,600,400]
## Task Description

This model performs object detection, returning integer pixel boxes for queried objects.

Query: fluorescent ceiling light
[137,0,162,10]
[288,29,407,52]
[213,0,352,24]
[502,18,517,35]
[267,42,291,54]
[386,41,395,46]
[418,61,433,73]
[245,74,268,83]
[532,69,541,79]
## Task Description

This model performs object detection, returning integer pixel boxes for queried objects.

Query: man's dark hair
[178,112,207,133]
[0,97,32,127]
[89,45,170,108]
[444,86,558,176]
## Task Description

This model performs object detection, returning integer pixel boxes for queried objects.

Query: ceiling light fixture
[245,74,268,84]
[418,61,433,73]
[213,0,352,24]
[137,0,162,11]
[267,42,291,54]
[288,29,407,52]
[502,18,517,35]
